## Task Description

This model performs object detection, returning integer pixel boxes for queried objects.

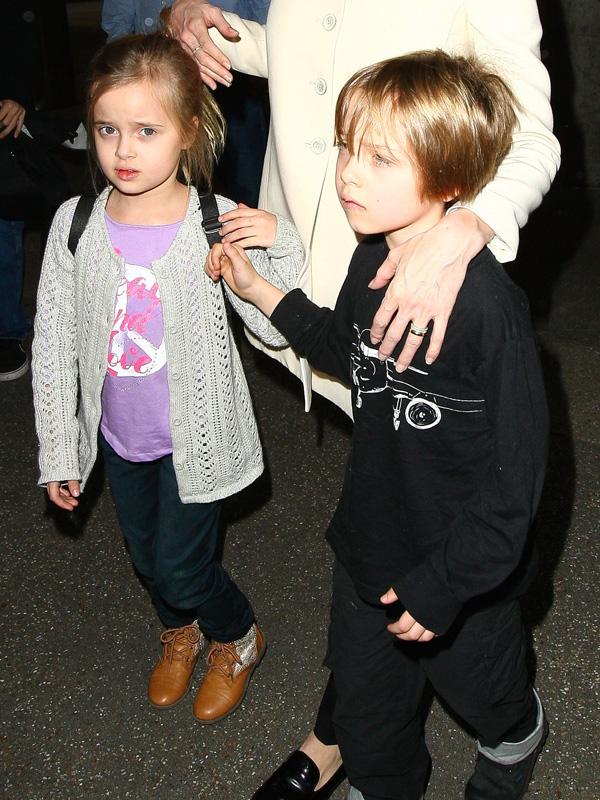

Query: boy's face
[335,123,445,248]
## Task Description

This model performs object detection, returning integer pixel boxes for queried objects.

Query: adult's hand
[170,0,240,89]
[0,99,26,140]
[369,209,494,371]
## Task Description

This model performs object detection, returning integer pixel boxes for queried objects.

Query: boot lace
[160,624,201,665]
[206,642,242,682]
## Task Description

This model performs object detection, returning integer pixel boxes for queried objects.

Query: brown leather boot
[193,623,266,723]
[148,621,204,708]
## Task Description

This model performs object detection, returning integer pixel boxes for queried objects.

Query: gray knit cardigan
[32,187,305,503]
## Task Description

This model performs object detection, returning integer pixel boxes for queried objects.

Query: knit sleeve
[31,197,82,485]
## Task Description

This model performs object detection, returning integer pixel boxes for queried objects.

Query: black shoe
[0,340,29,382]
[465,717,549,800]
[251,750,346,800]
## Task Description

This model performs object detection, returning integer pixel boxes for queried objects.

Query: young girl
[31,31,304,724]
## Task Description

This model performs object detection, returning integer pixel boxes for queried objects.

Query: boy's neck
[384,203,445,250]
[106,180,189,225]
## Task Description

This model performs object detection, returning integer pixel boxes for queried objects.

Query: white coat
[211,0,561,415]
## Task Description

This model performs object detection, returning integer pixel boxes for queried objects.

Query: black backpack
[67,191,222,256]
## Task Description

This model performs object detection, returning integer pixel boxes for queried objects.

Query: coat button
[323,14,336,31]
[315,78,327,95]
[144,16,154,27]
[310,138,326,155]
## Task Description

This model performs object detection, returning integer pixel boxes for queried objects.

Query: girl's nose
[115,135,134,160]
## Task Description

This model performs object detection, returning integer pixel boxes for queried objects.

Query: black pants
[100,434,254,642]
[314,561,535,800]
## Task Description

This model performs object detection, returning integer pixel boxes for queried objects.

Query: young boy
[208,51,549,800]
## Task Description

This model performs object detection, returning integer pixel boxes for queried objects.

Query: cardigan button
[323,14,336,31]
[173,418,182,427]
[310,138,326,155]
[174,462,183,471]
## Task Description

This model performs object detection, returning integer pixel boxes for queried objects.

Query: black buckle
[201,215,222,238]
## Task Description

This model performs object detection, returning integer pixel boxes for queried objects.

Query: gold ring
[191,44,201,55]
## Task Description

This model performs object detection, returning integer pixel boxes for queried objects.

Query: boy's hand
[47,480,80,511]
[380,587,437,642]
[206,241,259,298]
[219,204,277,249]
[206,241,285,317]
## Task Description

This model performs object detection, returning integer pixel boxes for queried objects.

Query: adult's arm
[370,0,560,369]
[170,0,267,88]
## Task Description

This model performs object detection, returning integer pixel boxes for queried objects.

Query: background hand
[170,0,239,88]
[380,587,437,642]
[47,480,80,512]
[219,203,277,248]
[0,99,26,140]
[368,210,493,371]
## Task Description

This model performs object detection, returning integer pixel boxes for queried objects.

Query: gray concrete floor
[1,3,599,799]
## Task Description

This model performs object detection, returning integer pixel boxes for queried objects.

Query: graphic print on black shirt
[350,324,485,431]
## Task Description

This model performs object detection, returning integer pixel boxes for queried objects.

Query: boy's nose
[340,154,361,185]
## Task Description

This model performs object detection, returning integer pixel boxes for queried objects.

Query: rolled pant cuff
[477,689,545,765]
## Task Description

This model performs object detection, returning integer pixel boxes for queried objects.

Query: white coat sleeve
[454,0,561,262]
[208,12,268,78]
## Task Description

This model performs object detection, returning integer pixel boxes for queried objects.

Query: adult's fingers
[368,251,400,290]
[424,315,448,366]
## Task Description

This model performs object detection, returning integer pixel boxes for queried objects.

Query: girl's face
[93,79,186,199]
[335,121,446,249]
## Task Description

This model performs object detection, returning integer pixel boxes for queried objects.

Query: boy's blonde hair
[86,32,225,190]
[335,50,518,203]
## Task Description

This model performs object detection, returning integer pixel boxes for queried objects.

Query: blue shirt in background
[101,0,269,39]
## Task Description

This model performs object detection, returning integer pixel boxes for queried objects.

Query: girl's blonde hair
[86,31,225,190]
[335,50,518,203]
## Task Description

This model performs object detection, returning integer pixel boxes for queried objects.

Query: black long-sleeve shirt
[271,236,548,634]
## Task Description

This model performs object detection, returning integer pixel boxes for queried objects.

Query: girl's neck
[106,180,190,225]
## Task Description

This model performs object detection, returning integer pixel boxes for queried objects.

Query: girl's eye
[335,138,348,150]
[98,125,117,136]
[140,127,156,137]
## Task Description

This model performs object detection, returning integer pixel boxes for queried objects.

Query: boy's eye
[97,125,117,136]
[139,127,156,137]
[373,152,391,167]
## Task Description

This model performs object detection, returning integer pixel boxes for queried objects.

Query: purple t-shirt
[100,213,182,462]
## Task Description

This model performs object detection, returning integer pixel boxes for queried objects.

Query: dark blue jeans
[0,218,30,340]
[99,434,254,642]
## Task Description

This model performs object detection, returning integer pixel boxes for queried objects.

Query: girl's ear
[182,116,200,150]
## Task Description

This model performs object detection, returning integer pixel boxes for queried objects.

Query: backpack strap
[198,192,222,247]
[68,192,97,256]
[68,191,221,256]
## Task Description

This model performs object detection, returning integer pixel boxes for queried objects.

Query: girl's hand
[380,587,437,642]
[47,480,81,512]
[0,99,26,139]
[368,209,493,371]
[219,204,277,249]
